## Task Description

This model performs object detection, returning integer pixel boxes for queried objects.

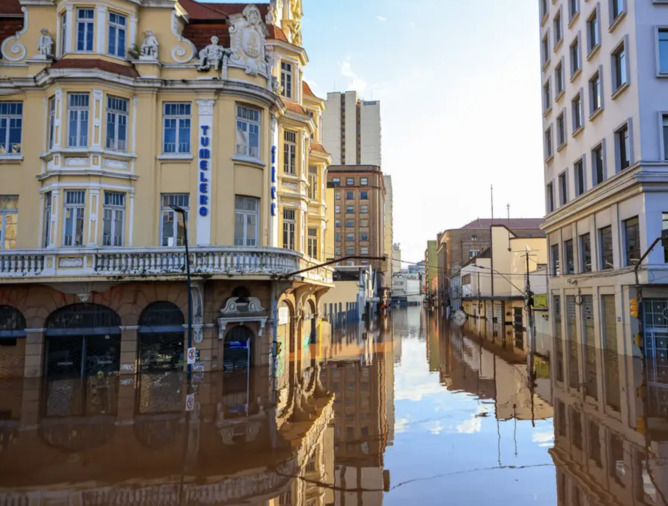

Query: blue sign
[270,145,277,216]
[198,125,210,218]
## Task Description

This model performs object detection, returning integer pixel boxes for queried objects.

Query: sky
[216,0,545,263]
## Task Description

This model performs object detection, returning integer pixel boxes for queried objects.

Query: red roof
[283,100,307,116]
[51,59,139,78]
[0,0,21,16]
[182,23,231,50]
[180,0,268,20]
[309,141,328,155]
[302,81,316,98]
[266,24,288,43]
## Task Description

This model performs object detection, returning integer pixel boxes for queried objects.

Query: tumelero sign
[196,99,214,245]
[270,145,277,216]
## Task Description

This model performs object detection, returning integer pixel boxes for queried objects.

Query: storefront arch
[137,301,185,372]
[222,325,255,418]
[45,304,121,378]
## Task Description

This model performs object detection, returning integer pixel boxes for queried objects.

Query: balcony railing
[0,247,332,284]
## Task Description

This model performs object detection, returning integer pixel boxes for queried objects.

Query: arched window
[231,286,251,302]
[0,305,26,339]
[45,304,121,378]
[138,302,184,372]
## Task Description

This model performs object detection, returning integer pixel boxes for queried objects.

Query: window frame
[592,142,606,185]
[556,110,566,148]
[622,216,640,266]
[43,192,52,248]
[63,190,86,247]
[280,60,293,99]
[307,227,318,258]
[107,11,127,59]
[589,70,603,116]
[283,130,297,175]
[0,196,18,250]
[160,193,189,247]
[599,225,613,270]
[234,195,259,247]
[558,171,568,206]
[551,243,561,277]
[106,95,129,152]
[0,102,22,155]
[75,8,94,53]
[570,35,582,77]
[587,6,601,55]
[611,39,628,94]
[658,27,668,75]
[580,233,592,272]
[67,93,90,148]
[572,91,584,133]
[615,121,631,171]
[102,191,125,247]
[564,239,575,274]
[555,60,565,97]
[282,208,296,250]
[235,104,261,160]
[574,157,586,196]
[547,182,555,213]
[545,125,554,160]
[162,102,192,155]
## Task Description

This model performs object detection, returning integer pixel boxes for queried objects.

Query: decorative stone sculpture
[228,5,268,77]
[140,30,159,59]
[265,5,275,25]
[197,36,228,71]
[37,28,53,58]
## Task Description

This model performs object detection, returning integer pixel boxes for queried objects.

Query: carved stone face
[211,36,219,45]
[248,9,260,25]
[41,28,49,36]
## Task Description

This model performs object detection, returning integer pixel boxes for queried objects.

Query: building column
[119,326,138,375]
[95,5,107,54]
[23,330,44,378]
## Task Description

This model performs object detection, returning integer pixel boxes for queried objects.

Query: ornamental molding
[228,5,269,77]
[0,7,28,62]
[170,10,197,63]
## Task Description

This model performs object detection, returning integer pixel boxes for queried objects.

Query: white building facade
[540,0,668,408]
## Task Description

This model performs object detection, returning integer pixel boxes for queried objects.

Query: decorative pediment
[221,296,266,315]
[228,5,269,77]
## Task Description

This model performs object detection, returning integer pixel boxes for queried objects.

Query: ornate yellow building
[0,0,332,383]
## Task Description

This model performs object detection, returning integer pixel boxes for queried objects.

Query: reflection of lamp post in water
[170,204,193,376]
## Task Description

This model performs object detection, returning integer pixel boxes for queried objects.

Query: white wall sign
[196,99,214,246]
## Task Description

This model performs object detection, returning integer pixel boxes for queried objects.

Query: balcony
[0,247,332,285]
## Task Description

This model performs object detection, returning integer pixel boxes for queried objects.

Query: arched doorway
[0,305,26,378]
[137,301,185,372]
[45,304,121,378]
[222,325,254,417]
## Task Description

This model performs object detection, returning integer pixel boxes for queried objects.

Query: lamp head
[170,205,186,215]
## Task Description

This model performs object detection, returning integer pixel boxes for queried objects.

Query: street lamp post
[171,205,193,376]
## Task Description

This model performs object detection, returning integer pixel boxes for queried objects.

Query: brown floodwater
[0,306,666,505]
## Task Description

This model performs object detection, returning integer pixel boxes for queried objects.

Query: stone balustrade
[0,247,332,284]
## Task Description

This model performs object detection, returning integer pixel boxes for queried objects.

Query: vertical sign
[185,393,195,411]
[196,99,214,245]
[187,347,196,365]
[270,145,277,216]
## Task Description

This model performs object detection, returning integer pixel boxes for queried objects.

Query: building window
[163,103,191,154]
[555,62,564,95]
[570,37,581,76]
[564,239,575,274]
[345,219,354,227]
[660,30,668,74]
[0,196,18,250]
[76,8,94,52]
[346,191,354,200]
[592,144,604,185]
[360,191,368,200]
[102,192,125,247]
[541,34,549,65]
[346,205,354,214]
[0,102,22,154]
[547,182,555,213]
[335,233,340,242]
[108,12,126,58]
[572,93,583,131]
[360,177,368,185]
[282,209,295,250]
[334,205,340,214]
[361,232,369,242]
[574,158,585,196]
[335,219,340,228]
[540,0,548,19]
[283,131,297,175]
[551,243,561,276]
[106,96,128,152]
[612,42,627,91]
[308,228,318,258]
[568,0,579,20]
[587,10,600,53]
[556,112,566,147]
[623,216,640,266]
[48,97,56,149]
[63,190,85,247]
[360,218,369,227]
[67,93,89,148]
[589,72,601,114]
[60,12,67,56]
[236,105,260,159]
[332,177,340,186]
[360,205,369,214]
[346,231,354,241]
[160,194,188,247]
[346,177,354,186]
[559,172,568,205]
[545,126,553,159]
[361,246,369,255]
[554,11,562,46]
[610,0,624,22]
[280,61,293,99]
[335,192,341,200]
[616,123,630,171]
[663,213,668,262]
[234,196,259,247]
[346,246,354,255]
[543,81,551,112]
[599,226,613,270]
[335,246,341,255]
[43,192,52,247]
[308,166,318,200]
[580,233,591,272]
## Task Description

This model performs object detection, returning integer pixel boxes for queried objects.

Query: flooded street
[0,306,665,505]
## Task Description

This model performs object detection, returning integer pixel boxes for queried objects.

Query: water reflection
[3,306,668,504]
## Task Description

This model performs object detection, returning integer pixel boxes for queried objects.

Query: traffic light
[275,341,282,356]
[630,298,639,318]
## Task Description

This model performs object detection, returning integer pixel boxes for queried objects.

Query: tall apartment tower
[323,91,381,166]
[539,0,668,408]
[383,175,394,281]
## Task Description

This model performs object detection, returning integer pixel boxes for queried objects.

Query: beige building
[383,174,393,282]
[0,0,333,384]
[322,90,381,167]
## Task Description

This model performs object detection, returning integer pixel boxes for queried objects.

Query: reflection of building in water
[319,319,393,503]
[0,367,335,505]
[551,335,668,505]
[436,323,553,421]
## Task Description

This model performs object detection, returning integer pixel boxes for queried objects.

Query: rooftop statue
[140,30,159,59]
[38,28,53,58]
[198,36,229,71]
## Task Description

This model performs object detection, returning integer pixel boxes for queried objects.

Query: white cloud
[339,57,368,94]
[532,431,554,447]
[395,417,410,434]
[377,15,387,22]
[429,421,445,435]
[456,417,482,434]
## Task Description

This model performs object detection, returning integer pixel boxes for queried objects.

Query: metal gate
[566,296,579,389]
[643,299,668,417]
